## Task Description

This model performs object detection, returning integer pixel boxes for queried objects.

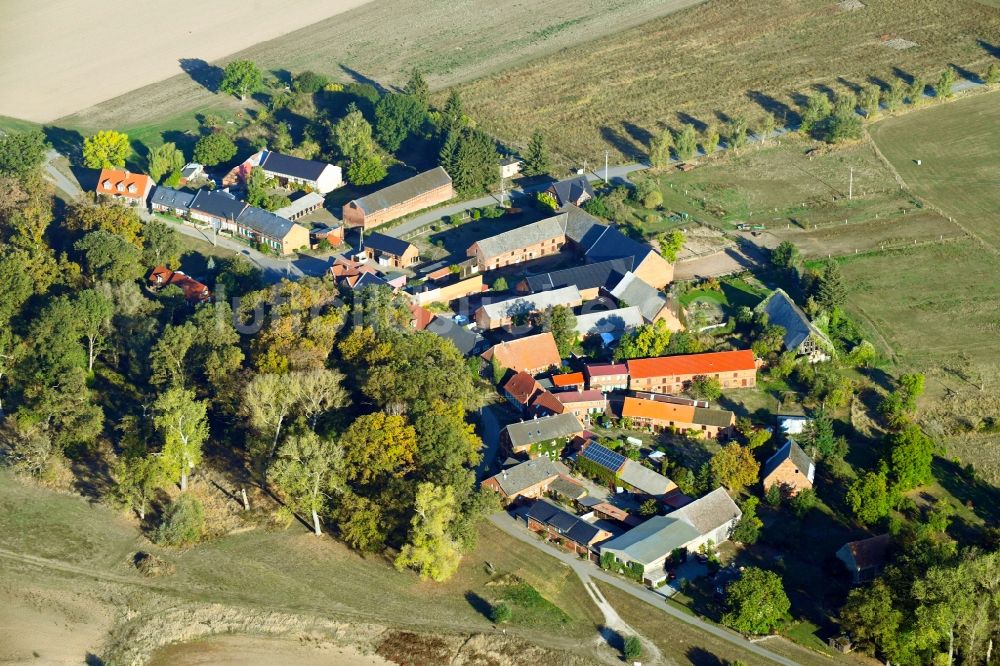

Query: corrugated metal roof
[479,285,582,322]
[351,167,452,214]
[504,413,583,448]
[473,214,567,259]
[575,306,644,338]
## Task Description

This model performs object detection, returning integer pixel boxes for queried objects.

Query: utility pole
[848,167,854,201]
[604,150,609,184]
[499,162,506,207]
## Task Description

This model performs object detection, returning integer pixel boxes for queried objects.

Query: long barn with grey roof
[757,288,833,363]
[343,167,453,230]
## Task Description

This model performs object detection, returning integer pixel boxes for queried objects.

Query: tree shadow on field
[950,63,981,84]
[271,68,293,87]
[867,74,890,91]
[43,125,85,164]
[128,138,149,172]
[811,82,837,99]
[836,76,863,94]
[464,591,494,620]
[622,122,654,149]
[676,111,708,133]
[600,126,643,160]
[933,457,1000,526]
[747,91,798,126]
[179,58,224,94]
[162,129,201,160]
[685,647,726,666]
[891,67,915,85]
[978,40,1000,59]
[339,65,389,94]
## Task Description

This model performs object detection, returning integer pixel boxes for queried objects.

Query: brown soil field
[52,0,708,133]
[149,635,393,666]
[0,0,373,122]
[458,0,1000,163]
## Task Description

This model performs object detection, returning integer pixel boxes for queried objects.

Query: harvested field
[0,0,373,122]
[459,0,1000,162]
[869,89,1000,252]
[50,0,708,134]
[150,635,393,666]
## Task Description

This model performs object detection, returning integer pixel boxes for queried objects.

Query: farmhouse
[526,500,612,558]
[529,389,567,418]
[362,232,420,269]
[234,206,310,256]
[342,167,453,230]
[502,413,584,456]
[599,488,742,585]
[577,442,676,497]
[274,192,327,221]
[475,285,582,330]
[551,372,585,390]
[583,362,629,392]
[554,390,607,424]
[546,175,594,207]
[95,169,153,206]
[147,266,210,303]
[761,438,815,496]
[468,214,568,271]
[228,149,343,194]
[627,350,758,394]
[501,371,543,413]
[188,189,247,227]
[620,396,735,438]
[149,186,195,216]
[481,458,579,504]
[481,333,562,375]
[836,534,892,584]
[758,289,833,363]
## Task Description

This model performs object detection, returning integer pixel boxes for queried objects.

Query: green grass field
[869,89,1000,251]
[459,0,1000,163]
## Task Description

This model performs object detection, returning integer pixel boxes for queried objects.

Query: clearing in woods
[458,0,1000,162]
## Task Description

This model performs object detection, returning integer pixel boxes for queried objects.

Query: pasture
[632,136,966,255]
[458,0,1000,163]
[869,89,1000,251]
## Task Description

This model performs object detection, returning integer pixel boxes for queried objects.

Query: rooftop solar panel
[582,443,626,473]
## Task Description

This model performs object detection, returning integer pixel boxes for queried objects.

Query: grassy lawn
[459,0,1000,163]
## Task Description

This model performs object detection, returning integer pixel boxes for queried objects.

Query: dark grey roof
[350,167,452,215]
[583,225,654,264]
[489,458,567,496]
[504,413,584,448]
[762,438,815,481]
[237,205,298,240]
[425,316,486,355]
[473,214,567,259]
[150,186,195,209]
[609,272,667,321]
[523,258,633,293]
[479,285,581,323]
[692,407,735,428]
[549,476,587,500]
[364,231,415,257]
[562,204,605,246]
[189,189,247,220]
[261,150,330,181]
[549,176,594,206]
[575,306,644,339]
[760,288,832,351]
[526,499,603,545]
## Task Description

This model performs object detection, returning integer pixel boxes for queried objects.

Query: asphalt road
[489,511,800,666]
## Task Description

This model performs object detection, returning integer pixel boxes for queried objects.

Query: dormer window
[102,179,111,189]
[127,183,137,193]
[116,182,125,192]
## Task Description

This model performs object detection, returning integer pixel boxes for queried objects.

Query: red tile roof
[148,266,210,302]
[502,372,541,406]
[409,304,435,331]
[552,372,585,388]
[96,169,153,200]
[530,390,566,416]
[481,332,562,374]
[627,350,757,379]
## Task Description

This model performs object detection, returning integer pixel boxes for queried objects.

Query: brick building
[554,390,608,424]
[526,500,612,559]
[95,169,153,206]
[480,333,562,375]
[583,362,630,392]
[627,350,758,394]
[620,396,735,439]
[362,232,420,269]
[468,214,567,271]
[761,439,815,496]
[481,458,580,504]
[342,167,453,230]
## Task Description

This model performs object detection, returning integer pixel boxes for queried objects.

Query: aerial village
[94,147,883,603]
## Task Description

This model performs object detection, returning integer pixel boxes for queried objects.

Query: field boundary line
[864,131,998,256]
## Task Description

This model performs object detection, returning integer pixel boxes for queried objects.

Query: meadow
[459,0,1000,163]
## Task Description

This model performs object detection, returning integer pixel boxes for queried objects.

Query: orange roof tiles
[409,304,435,331]
[530,390,566,416]
[502,372,541,406]
[627,350,757,379]
[96,169,153,200]
[552,372,585,388]
[481,332,562,374]
[148,266,210,303]
[621,396,696,422]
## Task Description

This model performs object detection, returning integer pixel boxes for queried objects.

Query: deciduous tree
[395,482,462,581]
[83,130,130,169]
[648,129,673,169]
[0,130,47,178]
[542,305,577,356]
[846,470,892,525]
[701,127,720,156]
[154,387,208,491]
[710,444,759,493]
[147,142,185,183]
[75,289,114,372]
[722,567,790,635]
[521,130,551,177]
[270,431,343,535]
[193,133,237,166]
[341,412,417,485]
[936,67,957,99]
[614,320,672,361]
[220,59,263,100]
[140,219,181,267]
[675,124,698,161]
[243,372,301,459]
[374,93,425,152]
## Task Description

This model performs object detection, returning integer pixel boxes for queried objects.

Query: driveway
[476,404,511,481]
[489,512,799,666]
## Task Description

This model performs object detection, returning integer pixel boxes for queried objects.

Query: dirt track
[0,0,371,122]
